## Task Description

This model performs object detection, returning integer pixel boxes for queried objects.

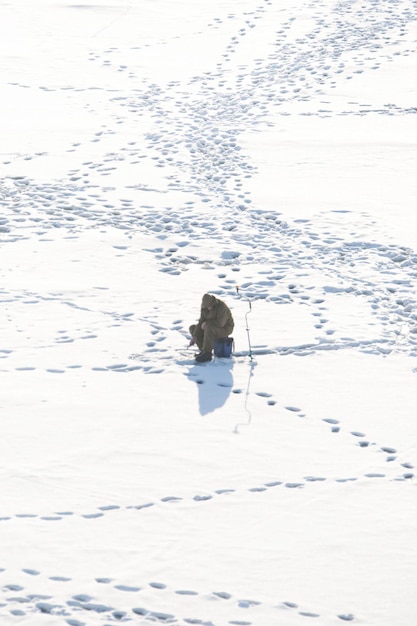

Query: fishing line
[233,285,257,433]
[233,358,256,434]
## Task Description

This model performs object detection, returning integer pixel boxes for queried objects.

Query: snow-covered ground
[1,1,417,624]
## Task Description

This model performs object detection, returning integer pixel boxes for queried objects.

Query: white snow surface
[1,0,417,625]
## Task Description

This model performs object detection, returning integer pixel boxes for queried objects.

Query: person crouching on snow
[189,293,234,362]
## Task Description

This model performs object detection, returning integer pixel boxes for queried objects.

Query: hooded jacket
[199,294,234,334]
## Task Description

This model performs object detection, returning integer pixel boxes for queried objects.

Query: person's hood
[202,293,216,308]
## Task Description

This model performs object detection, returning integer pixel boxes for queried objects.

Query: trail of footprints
[1,0,417,365]
[0,565,356,625]
[3,181,417,359]
[1,396,413,524]
[0,392,412,624]
[3,268,417,383]
[0,396,413,623]
[1,0,417,248]
[2,2,417,622]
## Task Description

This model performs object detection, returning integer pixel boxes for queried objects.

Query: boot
[195,351,212,363]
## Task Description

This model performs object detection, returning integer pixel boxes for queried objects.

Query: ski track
[2,0,417,623]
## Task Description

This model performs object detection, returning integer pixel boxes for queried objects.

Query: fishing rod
[236,286,253,361]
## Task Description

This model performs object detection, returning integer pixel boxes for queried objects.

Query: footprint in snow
[0,554,359,621]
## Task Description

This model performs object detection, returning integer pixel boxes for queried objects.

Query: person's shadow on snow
[187,360,234,415]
